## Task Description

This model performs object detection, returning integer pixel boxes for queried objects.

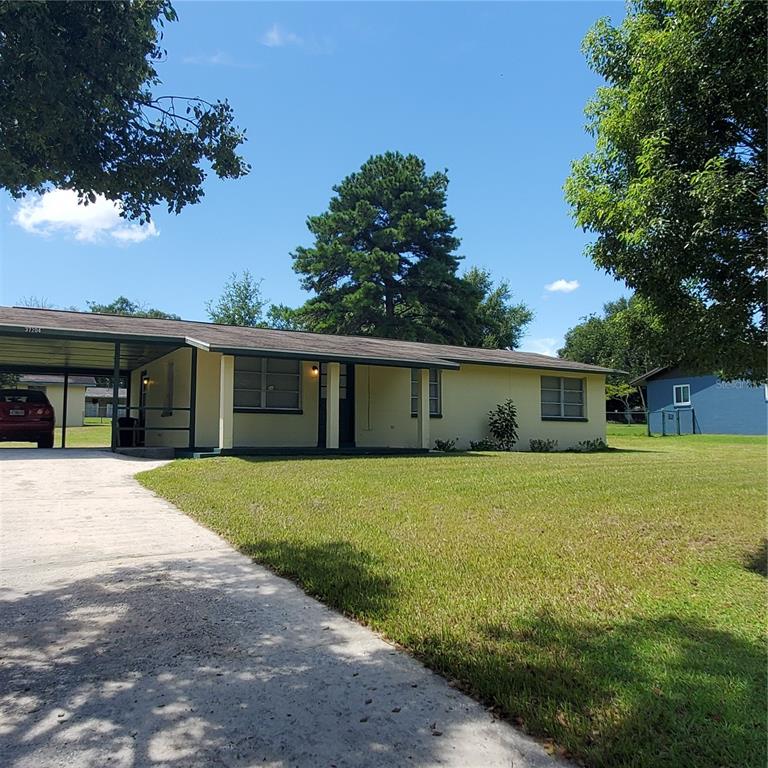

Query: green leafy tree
[291,152,481,344]
[559,295,666,383]
[0,1,249,222]
[206,271,266,327]
[462,267,533,349]
[87,296,180,319]
[565,0,766,383]
[265,304,304,331]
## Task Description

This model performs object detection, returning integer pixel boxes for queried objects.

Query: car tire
[37,435,54,449]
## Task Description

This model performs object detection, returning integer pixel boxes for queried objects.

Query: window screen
[410,369,441,416]
[540,376,585,418]
[234,357,300,410]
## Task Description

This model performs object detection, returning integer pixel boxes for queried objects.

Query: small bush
[434,438,457,452]
[571,438,609,453]
[469,438,499,451]
[488,399,519,451]
[530,438,559,453]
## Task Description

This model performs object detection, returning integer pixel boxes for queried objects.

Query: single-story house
[85,386,128,418]
[631,366,768,435]
[0,306,615,454]
[15,374,97,427]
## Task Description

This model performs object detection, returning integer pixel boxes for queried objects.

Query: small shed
[631,367,767,436]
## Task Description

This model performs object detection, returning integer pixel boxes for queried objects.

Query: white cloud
[183,51,235,66]
[260,23,303,48]
[544,278,580,294]
[520,337,561,358]
[13,189,158,245]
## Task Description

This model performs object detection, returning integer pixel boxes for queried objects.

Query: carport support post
[61,373,69,448]
[218,354,234,451]
[111,342,120,451]
[326,361,340,450]
[417,368,430,450]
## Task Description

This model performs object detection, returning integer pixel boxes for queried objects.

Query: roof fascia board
[442,357,620,375]
[0,323,188,346]
[184,336,211,351]
[209,345,460,370]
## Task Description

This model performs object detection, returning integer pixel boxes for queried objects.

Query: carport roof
[0,306,617,375]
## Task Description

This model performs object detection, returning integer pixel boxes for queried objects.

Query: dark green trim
[410,413,443,419]
[185,446,431,458]
[214,346,460,371]
[234,407,304,415]
[0,324,188,347]
[110,342,120,451]
[61,373,69,449]
[541,416,589,423]
[0,363,129,376]
[444,357,617,375]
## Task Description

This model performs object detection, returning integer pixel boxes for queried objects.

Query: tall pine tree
[291,152,480,343]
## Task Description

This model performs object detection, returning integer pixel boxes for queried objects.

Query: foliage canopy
[565,0,766,382]
[0,0,249,222]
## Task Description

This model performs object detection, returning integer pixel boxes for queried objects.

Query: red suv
[0,389,55,448]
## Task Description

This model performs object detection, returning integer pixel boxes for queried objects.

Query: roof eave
[208,345,460,370]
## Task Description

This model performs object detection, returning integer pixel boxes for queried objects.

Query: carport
[0,308,193,450]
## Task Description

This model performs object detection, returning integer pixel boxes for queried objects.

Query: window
[410,368,441,416]
[541,376,585,419]
[673,384,691,406]
[234,357,301,411]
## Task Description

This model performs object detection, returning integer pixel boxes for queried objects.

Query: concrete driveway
[0,449,564,768]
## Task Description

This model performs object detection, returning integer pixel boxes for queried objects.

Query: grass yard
[138,432,767,768]
[0,423,111,448]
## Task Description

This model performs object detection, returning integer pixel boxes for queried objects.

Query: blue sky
[0,1,628,356]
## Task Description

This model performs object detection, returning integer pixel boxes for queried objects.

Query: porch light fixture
[311,365,319,376]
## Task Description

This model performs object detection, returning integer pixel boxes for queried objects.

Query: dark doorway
[318,363,355,448]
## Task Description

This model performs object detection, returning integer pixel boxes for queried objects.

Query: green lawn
[138,432,767,768]
[0,423,111,448]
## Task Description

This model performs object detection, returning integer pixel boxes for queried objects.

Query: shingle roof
[0,306,616,375]
[19,373,97,386]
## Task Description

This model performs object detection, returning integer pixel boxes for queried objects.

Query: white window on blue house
[410,368,441,417]
[673,384,691,406]
[541,376,585,419]
[234,357,301,411]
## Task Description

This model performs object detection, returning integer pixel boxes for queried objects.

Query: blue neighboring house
[631,367,768,436]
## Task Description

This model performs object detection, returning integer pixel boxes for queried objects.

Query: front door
[318,363,355,448]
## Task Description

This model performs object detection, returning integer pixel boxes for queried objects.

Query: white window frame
[673,384,691,407]
[410,368,441,417]
[234,357,302,412]
[540,376,586,420]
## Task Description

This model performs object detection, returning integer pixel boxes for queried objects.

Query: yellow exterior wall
[194,350,222,448]
[355,365,417,448]
[127,350,605,452]
[139,347,193,448]
[17,383,86,427]
[355,363,606,450]
[233,360,321,447]
[432,364,606,450]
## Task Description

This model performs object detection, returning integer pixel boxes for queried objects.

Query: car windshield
[0,389,49,404]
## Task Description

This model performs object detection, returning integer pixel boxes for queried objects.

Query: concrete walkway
[0,449,564,768]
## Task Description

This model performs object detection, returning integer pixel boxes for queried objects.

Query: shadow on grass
[415,612,766,768]
[238,539,396,622]
[744,538,767,577]
[229,539,766,767]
